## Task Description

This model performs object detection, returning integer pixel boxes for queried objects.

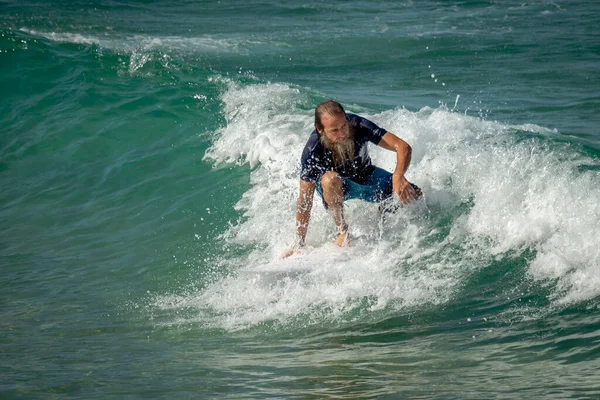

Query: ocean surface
[2,1,600,398]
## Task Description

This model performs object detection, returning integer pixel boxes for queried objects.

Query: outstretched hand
[281,232,349,258]
[280,247,302,259]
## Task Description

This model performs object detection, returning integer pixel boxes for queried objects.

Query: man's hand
[281,247,302,259]
[393,173,419,205]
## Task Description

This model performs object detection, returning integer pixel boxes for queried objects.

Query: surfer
[283,100,421,257]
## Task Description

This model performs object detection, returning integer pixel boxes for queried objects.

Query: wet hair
[314,100,346,133]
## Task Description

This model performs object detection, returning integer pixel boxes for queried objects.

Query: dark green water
[2,1,600,398]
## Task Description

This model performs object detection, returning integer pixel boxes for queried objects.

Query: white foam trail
[19,28,271,73]
[172,79,600,329]
[21,28,257,73]
[20,28,263,53]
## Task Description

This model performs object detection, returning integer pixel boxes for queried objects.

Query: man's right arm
[295,179,316,247]
[282,179,316,258]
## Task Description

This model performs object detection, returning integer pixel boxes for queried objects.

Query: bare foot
[335,232,349,247]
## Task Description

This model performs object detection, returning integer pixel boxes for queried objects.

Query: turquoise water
[2,1,600,398]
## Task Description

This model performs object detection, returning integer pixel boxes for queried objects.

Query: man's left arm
[378,132,418,204]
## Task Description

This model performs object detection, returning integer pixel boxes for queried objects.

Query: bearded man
[283,100,421,257]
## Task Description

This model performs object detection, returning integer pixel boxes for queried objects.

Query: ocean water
[2,0,600,398]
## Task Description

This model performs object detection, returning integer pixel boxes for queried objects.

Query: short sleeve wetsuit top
[300,113,388,185]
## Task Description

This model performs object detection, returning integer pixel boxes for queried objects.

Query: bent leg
[320,171,348,239]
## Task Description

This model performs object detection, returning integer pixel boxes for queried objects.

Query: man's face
[319,113,350,144]
[318,112,355,165]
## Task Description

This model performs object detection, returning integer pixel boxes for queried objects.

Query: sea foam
[20,28,262,53]
[19,28,269,74]
[158,79,600,330]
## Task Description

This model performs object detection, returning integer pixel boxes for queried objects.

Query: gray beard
[320,133,355,167]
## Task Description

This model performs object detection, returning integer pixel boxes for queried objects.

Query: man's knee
[320,171,343,192]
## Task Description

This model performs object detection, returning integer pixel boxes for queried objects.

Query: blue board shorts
[316,167,420,207]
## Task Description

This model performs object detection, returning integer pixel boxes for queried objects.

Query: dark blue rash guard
[300,113,388,184]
